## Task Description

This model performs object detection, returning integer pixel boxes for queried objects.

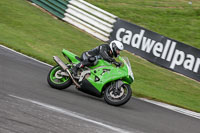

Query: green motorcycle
[47,49,134,106]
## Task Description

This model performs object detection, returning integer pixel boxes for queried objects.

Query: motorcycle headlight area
[122,57,134,80]
[127,65,134,80]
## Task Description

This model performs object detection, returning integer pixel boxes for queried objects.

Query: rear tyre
[104,84,132,106]
[47,65,72,90]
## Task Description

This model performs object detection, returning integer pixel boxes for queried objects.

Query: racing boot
[71,63,83,76]
[72,65,78,76]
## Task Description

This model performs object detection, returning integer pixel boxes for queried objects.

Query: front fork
[111,80,124,94]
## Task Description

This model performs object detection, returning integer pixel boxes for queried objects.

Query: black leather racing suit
[79,44,116,67]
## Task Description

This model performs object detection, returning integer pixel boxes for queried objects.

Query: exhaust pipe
[53,56,80,88]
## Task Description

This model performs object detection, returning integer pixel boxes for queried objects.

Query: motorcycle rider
[72,40,124,76]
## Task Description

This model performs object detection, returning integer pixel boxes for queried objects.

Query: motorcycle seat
[75,56,82,61]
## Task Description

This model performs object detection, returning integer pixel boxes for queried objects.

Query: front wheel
[47,65,72,90]
[104,84,132,106]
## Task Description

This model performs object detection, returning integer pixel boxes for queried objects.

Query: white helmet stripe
[109,40,124,51]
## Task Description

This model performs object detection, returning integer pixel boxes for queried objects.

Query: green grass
[0,0,102,64]
[86,0,200,49]
[0,0,200,112]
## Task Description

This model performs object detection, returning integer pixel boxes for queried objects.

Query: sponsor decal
[116,28,200,73]
[110,19,200,81]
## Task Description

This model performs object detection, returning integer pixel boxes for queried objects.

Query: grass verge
[0,0,199,112]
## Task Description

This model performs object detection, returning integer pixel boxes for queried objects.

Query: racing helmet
[109,40,124,57]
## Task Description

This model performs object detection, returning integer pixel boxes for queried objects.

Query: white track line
[1,44,200,120]
[139,98,200,120]
[9,94,134,133]
[0,45,53,67]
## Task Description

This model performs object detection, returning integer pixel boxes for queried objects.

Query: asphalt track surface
[0,46,200,133]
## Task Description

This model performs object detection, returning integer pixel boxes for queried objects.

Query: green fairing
[88,58,133,92]
[62,49,133,92]
[62,49,80,64]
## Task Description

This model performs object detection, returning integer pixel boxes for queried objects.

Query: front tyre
[47,65,72,90]
[104,84,132,106]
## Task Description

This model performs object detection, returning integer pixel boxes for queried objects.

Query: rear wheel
[104,84,132,106]
[47,65,72,90]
